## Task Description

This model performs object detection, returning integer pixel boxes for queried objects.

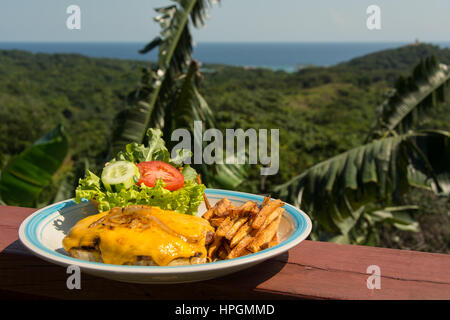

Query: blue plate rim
[18,188,312,274]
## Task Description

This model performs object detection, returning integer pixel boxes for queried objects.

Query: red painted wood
[0,205,449,300]
[0,206,35,251]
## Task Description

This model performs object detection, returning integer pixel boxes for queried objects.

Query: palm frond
[109,1,245,188]
[110,0,219,152]
[0,125,68,207]
[370,205,420,232]
[163,60,214,140]
[275,130,450,233]
[407,129,450,195]
[164,60,247,188]
[368,56,450,139]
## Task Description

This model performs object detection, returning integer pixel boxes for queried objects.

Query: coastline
[1,41,449,72]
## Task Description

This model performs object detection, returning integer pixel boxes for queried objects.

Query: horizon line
[1,40,450,44]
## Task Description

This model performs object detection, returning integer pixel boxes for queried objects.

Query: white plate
[18,189,312,284]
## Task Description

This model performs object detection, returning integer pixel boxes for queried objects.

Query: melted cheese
[62,206,213,266]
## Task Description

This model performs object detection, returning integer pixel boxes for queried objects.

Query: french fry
[247,215,281,253]
[251,199,284,229]
[255,207,284,236]
[216,216,235,237]
[202,208,214,221]
[202,197,233,220]
[217,245,228,260]
[239,248,253,257]
[205,196,284,261]
[227,235,254,259]
[230,221,253,248]
[197,174,211,210]
[225,216,248,240]
[208,234,223,259]
[241,200,257,210]
[223,241,232,254]
[261,234,279,250]
[229,201,257,218]
[213,198,233,216]
[249,205,260,216]
[268,234,278,248]
[210,217,225,227]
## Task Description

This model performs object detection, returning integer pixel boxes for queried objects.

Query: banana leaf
[275,130,450,233]
[368,57,450,139]
[164,60,247,188]
[110,1,246,189]
[406,130,450,195]
[0,125,68,207]
[370,205,420,232]
[111,0,219,152]
[162,60,215,140]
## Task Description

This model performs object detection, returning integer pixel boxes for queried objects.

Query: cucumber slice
[101,161,140,192]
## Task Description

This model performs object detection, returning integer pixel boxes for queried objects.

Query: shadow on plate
[52,201,97,236]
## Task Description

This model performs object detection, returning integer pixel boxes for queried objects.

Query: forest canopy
[1,43,449,252]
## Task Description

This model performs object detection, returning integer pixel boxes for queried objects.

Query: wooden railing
[0,205,449,300]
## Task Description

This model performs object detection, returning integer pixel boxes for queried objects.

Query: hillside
[0,50,147,165]
[2,43,450,182]
[0,43,449,252]
[2,43,450,171]
[339,43,450,70]
[201,43,450,189]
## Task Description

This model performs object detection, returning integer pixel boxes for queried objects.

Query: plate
[18,189,312,284]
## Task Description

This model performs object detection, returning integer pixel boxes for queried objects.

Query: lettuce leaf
[170,148,192,166]
[182,165,198,183]
[112,128,191,166]
[74,128,203,215]
[75,173,205,214]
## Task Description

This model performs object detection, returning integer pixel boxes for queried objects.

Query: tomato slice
[136,161,184,191]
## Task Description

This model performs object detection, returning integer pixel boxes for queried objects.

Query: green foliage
[276,57,450,245]
[76,128,205,214]
[110,0,247,189]
[369,56,450,139]
[111,0,218,151]
[114,128,171,164]
[1,42,449,252]
[407,129,450,195]
[0,50,146,166]
[378,188,449,253]
[276,131,450,236]
[162,60,215,142]
[325,205,420,245]
[340,43,450,71]
[0,125,68,207]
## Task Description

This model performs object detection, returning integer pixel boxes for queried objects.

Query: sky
[0,0,449,42]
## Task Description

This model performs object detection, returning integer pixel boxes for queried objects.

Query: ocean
[0,42,449,72]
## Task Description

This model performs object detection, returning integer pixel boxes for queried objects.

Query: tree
[275,56,450,245]
[109,0,247,189]
[0,125,69,207]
